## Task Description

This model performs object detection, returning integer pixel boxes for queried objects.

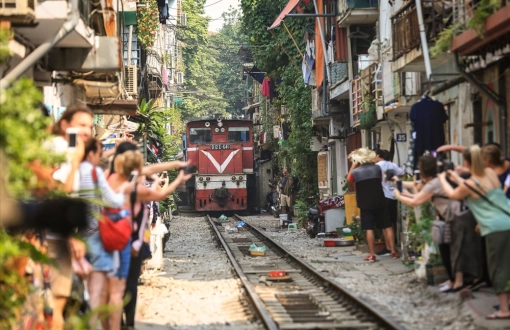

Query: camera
[437,155,454,173]
[385,169,394,181]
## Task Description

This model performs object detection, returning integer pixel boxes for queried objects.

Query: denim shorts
[85,232,113,272]
[115,239,132,279]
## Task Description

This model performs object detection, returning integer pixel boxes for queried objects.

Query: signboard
[396,133,407,142]
[317,152,329,189]
[210,144,230,150]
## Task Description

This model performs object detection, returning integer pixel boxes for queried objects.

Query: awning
[268,0,300,30]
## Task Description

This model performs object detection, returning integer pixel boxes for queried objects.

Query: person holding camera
[393,155,482,293]
[375,149,404,256]
[438,145,510,320]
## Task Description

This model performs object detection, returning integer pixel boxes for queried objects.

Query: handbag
[431,220,450,244]
[92,168,132,252]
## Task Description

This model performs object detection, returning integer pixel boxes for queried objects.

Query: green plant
[359,101,377,130]
[430,25,455,58]
[408,202,434,253]
[0,231,53,329]
[293,199,311,229]
[0,28,10,64]
[136,0,159,49]
[347,215,366,244]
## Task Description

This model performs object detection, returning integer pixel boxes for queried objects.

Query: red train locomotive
[184,118,254,212]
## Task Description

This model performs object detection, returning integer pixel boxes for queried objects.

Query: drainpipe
[0,0,80,91]
[415,0,432,84]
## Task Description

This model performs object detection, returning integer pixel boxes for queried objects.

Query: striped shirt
[78,161,125,235]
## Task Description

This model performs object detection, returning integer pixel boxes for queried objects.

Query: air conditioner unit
[0,0,35,23]
[176,71,184,85]
[177,13,187,26]
[124,65,138,96]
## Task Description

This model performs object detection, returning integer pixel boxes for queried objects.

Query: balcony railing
[392,0,451,60]
[338,0,379,14]
[329,62,348,86]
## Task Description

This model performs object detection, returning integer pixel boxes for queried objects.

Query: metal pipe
[0,0,81,91]
[127,25,133,65]
[414,0,432,83]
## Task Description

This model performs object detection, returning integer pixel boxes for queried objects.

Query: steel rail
[205,215,278,330]
[234,214,406,330]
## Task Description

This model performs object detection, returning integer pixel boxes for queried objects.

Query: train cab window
[190,128,211,143]
[228,127,250,142]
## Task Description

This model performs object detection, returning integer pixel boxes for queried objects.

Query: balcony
[337,0,379,25]
[14,0,94,48]
[391,0,450,72]
[329,62,349,100]
[451,2,510,56]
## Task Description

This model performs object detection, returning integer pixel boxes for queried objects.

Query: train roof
[186,118,253,124]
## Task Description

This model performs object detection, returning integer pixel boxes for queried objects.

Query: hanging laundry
[410,95,448,169]
[302,53,315,85]
[261,78,271,97]
[326,40,334,64]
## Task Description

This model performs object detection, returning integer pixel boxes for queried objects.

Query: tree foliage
[177,0,228,120]
[241,0,318,201]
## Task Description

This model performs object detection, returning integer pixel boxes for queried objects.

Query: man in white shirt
[375,149,404,256]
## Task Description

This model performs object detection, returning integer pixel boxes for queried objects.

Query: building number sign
[396,133,407,142]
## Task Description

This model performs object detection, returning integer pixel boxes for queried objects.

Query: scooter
[306,195,345,239]
[306,205,324,238]
[271,192,280,218]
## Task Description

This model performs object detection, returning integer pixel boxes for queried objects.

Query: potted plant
[347,215,367,252]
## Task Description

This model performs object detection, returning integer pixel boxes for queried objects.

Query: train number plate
[210,144,230,150]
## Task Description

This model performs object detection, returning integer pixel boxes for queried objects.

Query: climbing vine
[241,0,318,202]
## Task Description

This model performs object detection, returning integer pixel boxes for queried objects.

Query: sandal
[486,312,510,320]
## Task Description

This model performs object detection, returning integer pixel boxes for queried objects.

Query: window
[189,128,211,143]
[228,127,250,142]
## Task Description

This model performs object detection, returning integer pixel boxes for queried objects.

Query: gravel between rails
[241,214,477,330]
[136,215,261,330]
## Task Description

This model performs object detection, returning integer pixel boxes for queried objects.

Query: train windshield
[189,128,211,143]
[228,127,250,142]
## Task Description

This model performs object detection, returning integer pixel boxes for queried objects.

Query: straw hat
[348,147,376,164]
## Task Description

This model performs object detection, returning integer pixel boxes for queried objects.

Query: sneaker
[391,252,399,259]
[376,248,391,256]
[364,255,376,262]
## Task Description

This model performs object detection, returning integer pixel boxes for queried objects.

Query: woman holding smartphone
[101,145,192,330]
[393,155,482,293]
[44,105,94,330]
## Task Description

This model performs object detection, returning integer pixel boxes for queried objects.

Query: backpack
[92,168,132,252]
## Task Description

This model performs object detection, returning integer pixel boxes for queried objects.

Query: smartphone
[396,180,403,193]
[129,170,139,183]
[183,165,197,174]
[162,172,168,179]
[414,170,421,183]
[385,169,395,181]
[66,128,79,149]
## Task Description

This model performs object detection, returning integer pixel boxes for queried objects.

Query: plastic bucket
[279,213,288,226]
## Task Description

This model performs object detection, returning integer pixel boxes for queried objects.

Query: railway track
[206,214,406,330]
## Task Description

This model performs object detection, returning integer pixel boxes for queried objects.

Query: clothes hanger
[347,27,369,39]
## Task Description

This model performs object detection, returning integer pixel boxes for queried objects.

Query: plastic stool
[288,223,298,231]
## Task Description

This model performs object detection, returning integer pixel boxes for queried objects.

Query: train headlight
[220,128,225,133]
[238,176,243,181]
[206,177,210,181]
[214,128,219,133]
[205,122,210,127]
[217,122,223,128]
[198,177,204,182]
[231,176,236,182]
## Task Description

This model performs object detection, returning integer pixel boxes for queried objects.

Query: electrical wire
[204,0,225,7]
